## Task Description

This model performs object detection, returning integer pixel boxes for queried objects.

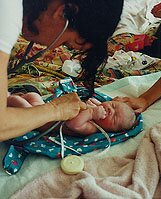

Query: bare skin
[22,0,92,51]
[66,98,136,135]
[8,95,136,136]
[0,53,85,141]
[0,0,89,141]
[113,4,161,112]
[113,78,161,113]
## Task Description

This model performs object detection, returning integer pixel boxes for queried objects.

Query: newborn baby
[7,92,136,136]
[66,98,136,135]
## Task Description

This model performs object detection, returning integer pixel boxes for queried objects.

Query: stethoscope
[6,18,111,154]
[6,120,111,158]
[9,19,69,73]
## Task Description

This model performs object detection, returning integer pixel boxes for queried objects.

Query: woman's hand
[0,0,23,54]
[113,96,149,113]
[50,92,86,121]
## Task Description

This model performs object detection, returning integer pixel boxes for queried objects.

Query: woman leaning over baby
[0,0,123,141]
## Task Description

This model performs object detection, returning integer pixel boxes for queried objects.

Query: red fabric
[125,34,156,52]
[151,2,161,18]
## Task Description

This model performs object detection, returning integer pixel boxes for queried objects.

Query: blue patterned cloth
[3,78,143,175]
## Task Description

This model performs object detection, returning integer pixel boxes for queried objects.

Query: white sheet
[113,0,161,35]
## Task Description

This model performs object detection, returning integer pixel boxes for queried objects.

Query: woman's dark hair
[23,0,123,95]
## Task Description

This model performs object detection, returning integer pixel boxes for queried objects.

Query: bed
[1,0,161,198]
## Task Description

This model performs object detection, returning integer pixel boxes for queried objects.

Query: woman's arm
[65,108,98,135]
[0,0,86,141]
[113,78,161,113]
[0,52,85,141]
[138,78,161,109]
[66,105,106,135]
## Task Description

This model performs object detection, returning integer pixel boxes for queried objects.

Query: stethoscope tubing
[9,20,69,73]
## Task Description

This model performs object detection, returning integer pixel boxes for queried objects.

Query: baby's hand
[92,105,106,121]
[86,98,102,108]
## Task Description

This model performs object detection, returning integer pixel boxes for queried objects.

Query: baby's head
[95,101,136,132]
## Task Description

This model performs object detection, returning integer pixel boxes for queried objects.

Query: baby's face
[95,101,135,132]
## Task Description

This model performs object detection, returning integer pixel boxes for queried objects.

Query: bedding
[0,72,161,199]
[107,0,161,58]
[7,36,161,91]
[10,122,161,199]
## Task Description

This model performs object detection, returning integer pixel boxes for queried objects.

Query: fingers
[112,96,135,109]
[86,100,97,108]
[134,107,146,113]
[98,106,106,119]
[92,105,106,120]
[52,92,88,120]
[87,98,102,106]
[70,93,87,110]
[113,96,129,103]
[79,101,87,110]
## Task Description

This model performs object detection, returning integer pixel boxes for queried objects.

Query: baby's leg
[7,95,32,107]
[22,92,44,106]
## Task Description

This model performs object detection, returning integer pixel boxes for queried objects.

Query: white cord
[59,122,65,158]
[47,20,69,51]
[89,121,111,150]
[49,120,111,158]
[48,136,81,156]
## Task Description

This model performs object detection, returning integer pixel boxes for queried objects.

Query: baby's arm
[66,105,106,135]
[66,108,97,135]
[86,98,102,107]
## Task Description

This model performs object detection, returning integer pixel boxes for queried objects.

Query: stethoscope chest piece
[60,155,84,175]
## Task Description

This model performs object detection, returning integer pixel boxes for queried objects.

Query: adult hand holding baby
[50,93,86,121]
[113,78,161,113]
[113,96,148,113]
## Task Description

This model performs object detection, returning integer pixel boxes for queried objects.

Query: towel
[10,122,161,199]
